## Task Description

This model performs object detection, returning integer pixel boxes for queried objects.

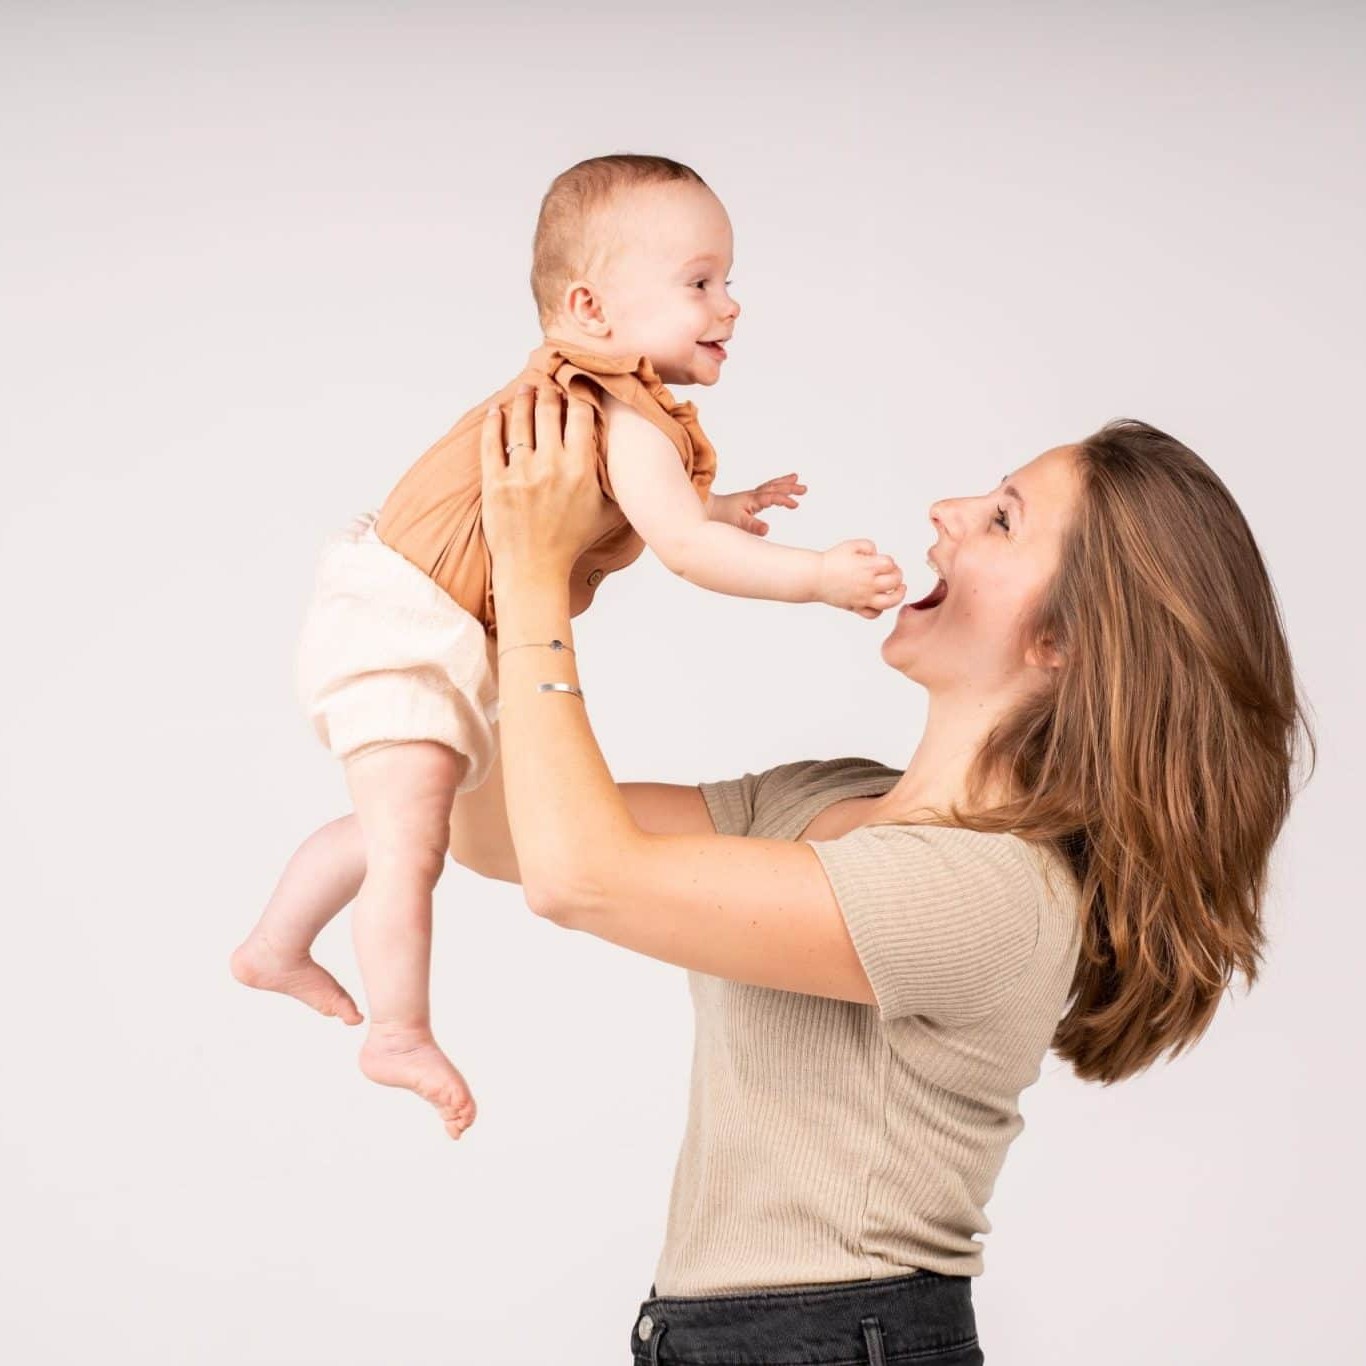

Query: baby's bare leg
[231,815,366,1024]
[347,741,475,1140]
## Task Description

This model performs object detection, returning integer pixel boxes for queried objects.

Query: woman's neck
[869,691,1013,824]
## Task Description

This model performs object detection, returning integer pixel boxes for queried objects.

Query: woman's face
[882,444,1082,699]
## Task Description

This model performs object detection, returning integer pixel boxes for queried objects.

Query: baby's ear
[563,280,609,336]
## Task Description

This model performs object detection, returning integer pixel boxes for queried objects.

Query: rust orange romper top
[374,339,719,635]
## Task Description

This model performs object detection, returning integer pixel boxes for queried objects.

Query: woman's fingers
[480,402,508,485]
[563,395,596,479]
[533,385,564,461]
[506,383,536,455]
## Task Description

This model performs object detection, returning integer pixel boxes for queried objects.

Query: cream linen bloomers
[294,512,500,790]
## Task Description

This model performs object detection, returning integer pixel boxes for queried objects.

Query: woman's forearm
[490,568,639,911]
[446,739,521,884]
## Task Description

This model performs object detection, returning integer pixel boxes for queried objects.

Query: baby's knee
[367,829,449,889]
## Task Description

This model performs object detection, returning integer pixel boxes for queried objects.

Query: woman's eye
[993,505,1011,532]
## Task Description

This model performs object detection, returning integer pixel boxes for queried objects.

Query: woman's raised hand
[480,383,609,583]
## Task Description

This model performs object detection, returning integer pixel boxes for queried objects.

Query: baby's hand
[817,540,906,618]
[710,473,808,536]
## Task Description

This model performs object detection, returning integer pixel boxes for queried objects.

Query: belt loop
[860,1315,888,1366]
[648,1319,667,1365]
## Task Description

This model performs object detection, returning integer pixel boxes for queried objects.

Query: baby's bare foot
[230,933,363,1025]
[359,1024,477,1140]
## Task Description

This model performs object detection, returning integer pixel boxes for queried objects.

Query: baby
[231,154,905,1138]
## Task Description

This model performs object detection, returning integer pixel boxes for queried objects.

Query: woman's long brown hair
[957,420,1311,1084]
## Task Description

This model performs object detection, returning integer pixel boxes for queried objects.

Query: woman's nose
[929,499,954,537]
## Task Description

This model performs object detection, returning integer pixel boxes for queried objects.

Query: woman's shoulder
[812,821,1082,1027]
[855,820,1079,909]
[763,755,904,800]
[699,756,901,838]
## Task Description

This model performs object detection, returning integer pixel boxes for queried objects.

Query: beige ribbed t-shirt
[651,757,1083,1297]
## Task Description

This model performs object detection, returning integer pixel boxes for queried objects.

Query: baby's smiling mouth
[699,339,729,359]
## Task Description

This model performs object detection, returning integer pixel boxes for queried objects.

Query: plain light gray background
[2,3,1361,1362]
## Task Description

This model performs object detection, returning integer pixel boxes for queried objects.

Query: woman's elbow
[522,878,564,922]
[522,876,590,927]
[521,828,641,925]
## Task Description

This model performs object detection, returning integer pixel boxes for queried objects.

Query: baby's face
[594,182,741,387]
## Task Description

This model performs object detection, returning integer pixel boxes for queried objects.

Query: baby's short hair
[531,153,707,329]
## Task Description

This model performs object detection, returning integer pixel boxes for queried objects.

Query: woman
[451,386,1305,1364]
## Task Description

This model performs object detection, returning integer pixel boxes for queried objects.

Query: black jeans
[628,1270,984,1364]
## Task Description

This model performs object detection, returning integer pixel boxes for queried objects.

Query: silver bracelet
[498,638,574,659]
[537,682,585,700]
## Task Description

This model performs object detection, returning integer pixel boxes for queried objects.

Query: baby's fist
[817,540,906,618]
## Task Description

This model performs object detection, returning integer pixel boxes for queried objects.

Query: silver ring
[505,441,531,455]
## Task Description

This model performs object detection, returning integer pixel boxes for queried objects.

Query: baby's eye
[993,505,1011,532]
[692,280,708,289]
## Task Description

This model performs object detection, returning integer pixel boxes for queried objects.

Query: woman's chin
[880,633,918,676]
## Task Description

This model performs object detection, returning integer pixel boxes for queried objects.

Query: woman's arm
[478,386,878,1007]
[447,734,716,883]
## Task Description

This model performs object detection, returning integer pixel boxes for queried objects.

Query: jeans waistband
[630,1270,982,1365]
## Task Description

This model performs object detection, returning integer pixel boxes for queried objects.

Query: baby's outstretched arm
[604,396,905,617]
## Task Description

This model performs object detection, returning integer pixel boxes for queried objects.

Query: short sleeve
[809,824,1043,1027]
[698,772,762,836]
[698,760,823,837]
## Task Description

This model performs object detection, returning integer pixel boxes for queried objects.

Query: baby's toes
[291,963,364,1024]
[443,1104,476,1141]
[426,1073,477,1139]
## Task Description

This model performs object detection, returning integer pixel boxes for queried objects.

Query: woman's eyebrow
[1001,480,1026,512]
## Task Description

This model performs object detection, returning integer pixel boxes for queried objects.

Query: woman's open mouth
[906,562,949,612]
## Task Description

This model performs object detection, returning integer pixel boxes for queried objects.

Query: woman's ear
[1025,634,1065,671]
[563,280,610,337]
